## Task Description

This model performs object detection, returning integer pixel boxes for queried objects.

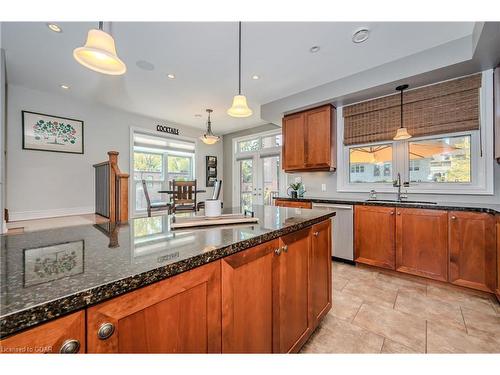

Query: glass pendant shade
[200,134,220,145]
[73,28,126,75]
[393,127,412,140]
[227,94,253,118]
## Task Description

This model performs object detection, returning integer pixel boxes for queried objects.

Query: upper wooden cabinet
[86,261,221,353]
[354,205,396,270]
[282,105,336,172]
[310,220,332,328]
[396,208,448,282]
[221,240,277,353]
[494,66,500,163]
[0,311,85,354]
[449,211,497,292]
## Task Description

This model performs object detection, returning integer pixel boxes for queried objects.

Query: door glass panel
[134,151,164,211]
[349,144,393,183]
[238,138,260,152]
[239,159,253,211]
[262,155,280,205]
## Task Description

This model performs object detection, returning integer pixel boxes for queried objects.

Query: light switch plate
[321,184,326,192]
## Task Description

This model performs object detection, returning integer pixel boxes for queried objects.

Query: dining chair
[171,179,197,213]
[197,179,222,211]
[142,180,171,217]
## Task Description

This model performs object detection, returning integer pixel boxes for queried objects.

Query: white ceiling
[2,22,475,134]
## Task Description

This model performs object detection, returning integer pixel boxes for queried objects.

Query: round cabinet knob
[390,211,395,215]
[282,245,288,253]
[274,248,281,256]
[397,212,401,216]
[97,322,115,340]
[59,339,80,354]
[451,216,457,220]
[313,231,319,237]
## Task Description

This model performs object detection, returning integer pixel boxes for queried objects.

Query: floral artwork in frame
[22,110,84,154]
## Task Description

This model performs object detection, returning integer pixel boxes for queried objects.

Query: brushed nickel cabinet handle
[97,322,115,340]
[59,339,80,353]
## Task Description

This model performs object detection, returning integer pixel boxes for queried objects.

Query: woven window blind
[343,74,482,146]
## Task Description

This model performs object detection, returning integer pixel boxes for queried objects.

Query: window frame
[337,69,494,196]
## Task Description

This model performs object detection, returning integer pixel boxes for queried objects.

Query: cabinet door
[0,311,85,354]
[449,211,496,292]
[354,205,396,270]
[221,240,277,353]
[396,208,448,281]
[87,261,221,353]
[496,216,500,301]
[282,113,305,171]
[273,227,311,353]
[274,199,312,209]
[304,105,335,169]
[310,220,332,328]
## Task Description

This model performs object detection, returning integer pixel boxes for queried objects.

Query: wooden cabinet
[354,205,396,270]
[449,211,496,292]
[274,199,312,209]
[496,216,500,301]
[87,261,221,353]
[0,311,85,354]
[282,105,336,172]
[221,240,277,353]
[396,208,448,282]
[310,220,332,328]
[273,227,312,353]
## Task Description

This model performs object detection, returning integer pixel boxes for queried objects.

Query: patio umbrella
[349,141,460,164]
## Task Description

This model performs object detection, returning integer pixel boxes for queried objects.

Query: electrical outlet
[321,184,326,192]
[294,176,302,183]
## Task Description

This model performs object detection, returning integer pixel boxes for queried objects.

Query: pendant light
[73,22,127,75]
[227,22,253,118]
[393,84,412,140]
[200,109,221,145]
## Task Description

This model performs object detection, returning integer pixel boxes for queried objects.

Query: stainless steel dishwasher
[312,203,354,262]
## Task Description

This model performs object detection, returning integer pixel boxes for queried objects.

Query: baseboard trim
[9,206,95,222]
[332,256,356,265]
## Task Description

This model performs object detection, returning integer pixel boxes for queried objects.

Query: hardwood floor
[6,214,109,234]
[301,261,500,353]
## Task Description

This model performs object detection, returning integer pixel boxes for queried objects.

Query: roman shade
[343,74,482,146]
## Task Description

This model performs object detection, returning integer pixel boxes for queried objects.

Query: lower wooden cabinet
[497,216,500,301]
[0,311,85,354]
[354,205,396,270]
[310,219,332,327]
[449,211,497,292]
[221,240,277,353]
[86,261,221,353]
[396,208,448,282]
[274,199,312,209]
[274,227,312,353]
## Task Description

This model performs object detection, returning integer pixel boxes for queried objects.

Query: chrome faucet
[393,173,409,202]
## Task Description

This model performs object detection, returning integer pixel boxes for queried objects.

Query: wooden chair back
[141,180,152,207]
[172,180,197,211]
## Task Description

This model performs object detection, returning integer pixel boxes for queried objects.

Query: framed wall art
[22,110,84,154]
[206,155,217,187]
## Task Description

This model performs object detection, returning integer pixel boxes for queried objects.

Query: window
[262,134,283,148]
[348,144,393,183]
[238,138,260,152]
[408,135,471,183]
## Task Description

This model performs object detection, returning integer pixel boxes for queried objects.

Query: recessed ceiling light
[194,114,202,118]
[251,75,260,80]
[47,23,62,33]
[167,73,175,79]
[136,60,155,71]
[60,84,70,90]
[309,46,320,53]
[352,28,370,43]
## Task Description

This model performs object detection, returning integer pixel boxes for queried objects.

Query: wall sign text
[156,125,179,135]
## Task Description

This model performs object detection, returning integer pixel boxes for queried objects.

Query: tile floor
[6,213,109,234]
[301,261,500,354]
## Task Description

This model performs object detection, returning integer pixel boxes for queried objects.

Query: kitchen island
[0,205,335,353]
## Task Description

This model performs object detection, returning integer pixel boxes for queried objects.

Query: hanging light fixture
[227,22,253,118]
[200,109,221,145]
[393,84,412,140]
[73,21,127,75]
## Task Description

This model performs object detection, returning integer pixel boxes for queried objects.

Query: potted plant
[287,182,305,199]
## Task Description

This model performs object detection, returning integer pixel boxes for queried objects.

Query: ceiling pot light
[309,46,320,53]
[167,73,175,79]
[136,60,155,71]
[60,84,70,90]
[393,84,412,141]
[200,109,220,145]
[252,74,260,80]
[47,23,62,33]
[194,114,202,118]
[352,28,370,44]
[73,21,127,75]
[227,22,253,118]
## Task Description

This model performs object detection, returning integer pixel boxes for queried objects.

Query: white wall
[6,84,223,221]
[0,45,6,232]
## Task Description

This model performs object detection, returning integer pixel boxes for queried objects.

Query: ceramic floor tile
[426,284,496,314]
[301,315,384,354]
[461,306,500,340]
[334,264,379,282]
[342,279,398,308]
[352,303,426,352]
[329,291,364,322]
[394,291,466,331]
[380,338,422,354]
[376,272,428,295]
[332,273,349,291]
[427,321,500,353]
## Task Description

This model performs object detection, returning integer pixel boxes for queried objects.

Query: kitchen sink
[366,199,437,205]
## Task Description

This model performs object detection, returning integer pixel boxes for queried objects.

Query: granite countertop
[275,197,500,215]
[0,205,335,338]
